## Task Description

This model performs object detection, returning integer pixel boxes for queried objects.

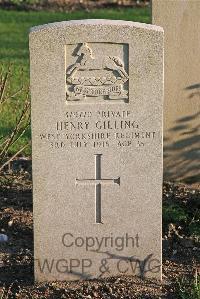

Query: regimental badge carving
[66,43,129,103]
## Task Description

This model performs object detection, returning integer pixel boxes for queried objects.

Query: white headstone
[30,19,163,281]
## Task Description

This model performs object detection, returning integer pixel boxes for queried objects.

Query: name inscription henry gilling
[38,110,157,150]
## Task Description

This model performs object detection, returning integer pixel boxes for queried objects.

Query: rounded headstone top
[30,19,163,34]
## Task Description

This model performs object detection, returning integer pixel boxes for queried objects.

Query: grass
[175,274,200,299]
[0,8,150,87]
[163,198,200,237]
[0,8,150,154]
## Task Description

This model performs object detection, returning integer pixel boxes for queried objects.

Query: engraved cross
[76,154,120,223]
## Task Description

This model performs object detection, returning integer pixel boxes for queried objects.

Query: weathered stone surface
[152,0,200,183]
[30,19,163,281]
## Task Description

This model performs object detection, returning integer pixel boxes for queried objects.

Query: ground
[0,175,199,298]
